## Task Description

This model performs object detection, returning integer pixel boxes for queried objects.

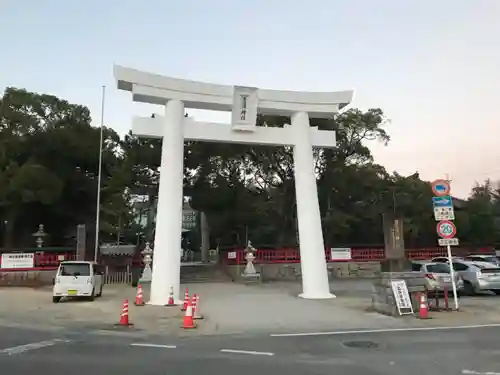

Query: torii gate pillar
[114,65,354,304]
[150,99,185,304]
[291,111,331,299]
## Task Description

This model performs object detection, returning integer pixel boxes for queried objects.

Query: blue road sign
[432,195,453,208]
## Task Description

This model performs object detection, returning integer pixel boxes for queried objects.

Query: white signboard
[390,279,414,315]
[438,238,459,246]
[182,209,197,229]
[330,248,352,261]
[227,251,237,259]
[1,253,34,269]
[231,86,258,131]
[433,206,455,221]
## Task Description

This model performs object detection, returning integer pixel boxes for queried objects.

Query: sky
[1,0,499,198]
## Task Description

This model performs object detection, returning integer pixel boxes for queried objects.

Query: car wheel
[463,281,476,295]
[492,290,500,295]
[87,288,95,301]
[52,296,61,303]
[97,285,103,297]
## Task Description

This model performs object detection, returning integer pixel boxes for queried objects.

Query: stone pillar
[75,224,86,261]
[200,212,210,263]
[149,100,185,305]
[381,214,410,272]
[292,111,335,299]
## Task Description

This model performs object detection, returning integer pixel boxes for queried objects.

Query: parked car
[431,256,464,263]
[52,261,104,302]
[415,262,463,293]
[451,260,500,295]
[463,255,500,266]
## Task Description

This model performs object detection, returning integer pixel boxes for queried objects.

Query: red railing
[222,247,495,265]
[0,246,496,271]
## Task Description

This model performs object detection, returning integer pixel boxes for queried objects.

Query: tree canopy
[0,87,497,251]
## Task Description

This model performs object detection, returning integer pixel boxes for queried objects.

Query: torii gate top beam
[114,65,354,119]
[133,115,338,148]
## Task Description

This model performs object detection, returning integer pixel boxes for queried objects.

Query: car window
[59,263,91,276]
[452,263,469,271]
[411,263,423,271]
[427,264,451,273]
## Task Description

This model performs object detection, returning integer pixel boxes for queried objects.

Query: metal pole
[94,86,106,262]
[446,244,459,310]
[444,172,458,310]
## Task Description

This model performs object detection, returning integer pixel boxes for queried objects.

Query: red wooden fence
[0,247,495,271]
[222,247,495,265]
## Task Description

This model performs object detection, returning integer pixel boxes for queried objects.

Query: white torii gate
[114,65,354,305]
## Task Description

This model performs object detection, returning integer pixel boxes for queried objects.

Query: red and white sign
[330,248,352,261]
[431,179,451,197]
[0,253,34,269]
[436,220,457,239]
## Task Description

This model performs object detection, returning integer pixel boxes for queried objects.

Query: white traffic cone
[194,294,204,320]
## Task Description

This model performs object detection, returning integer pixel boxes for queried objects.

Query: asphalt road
[1,325,500,374]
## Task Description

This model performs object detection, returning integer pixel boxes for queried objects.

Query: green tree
[465,180,496,245]
[0,87,124,249]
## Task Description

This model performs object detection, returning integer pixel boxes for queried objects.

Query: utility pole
[94,86,106,262]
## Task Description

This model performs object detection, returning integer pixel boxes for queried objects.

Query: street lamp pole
[94,85,106,262]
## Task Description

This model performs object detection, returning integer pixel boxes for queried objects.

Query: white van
[52,261,104,303]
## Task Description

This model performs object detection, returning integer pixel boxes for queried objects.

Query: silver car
[418,262,463,292]
[451,260,500,295]
[463,255,500,267]
[431,256,465,263]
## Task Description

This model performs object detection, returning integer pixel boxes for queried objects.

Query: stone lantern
[32,224,47,248]
[140,242,153,282]
[242,240,259,278]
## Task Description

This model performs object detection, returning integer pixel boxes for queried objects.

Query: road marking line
[0,339,69,355]
[270,323,500,337]
[220,349,275,356]
[130,343,177,349]
[462,370,500,375]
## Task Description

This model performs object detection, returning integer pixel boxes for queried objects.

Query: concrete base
[371,271,426,316]
[241,273,261,283]
[380,258,412,273]
[223,262,382,282]
[140,265,152,282]
[147,299,183,306]
[299,292,336,299]
[0,269,57,287]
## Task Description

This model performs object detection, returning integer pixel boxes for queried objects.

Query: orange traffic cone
[194,294,204,320]
[181,298,196,329]
[419,293,430,319]
[116,299,134,327]
[134,284,145,306]
[181,288,189,311]
[166,286,175,307]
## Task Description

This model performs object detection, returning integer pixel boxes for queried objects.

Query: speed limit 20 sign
[436,220,457,239]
